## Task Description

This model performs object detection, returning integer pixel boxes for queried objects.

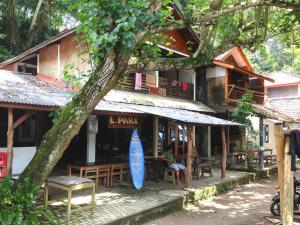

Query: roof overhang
[213,60,274,82]
[0,28,76,68]
[123,104,241,126]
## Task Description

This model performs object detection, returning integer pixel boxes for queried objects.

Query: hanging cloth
[290,129,300,171]
[135,73,142,90]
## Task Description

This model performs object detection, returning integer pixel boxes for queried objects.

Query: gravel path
[144,177,277,225]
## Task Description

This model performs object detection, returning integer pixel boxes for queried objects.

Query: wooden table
[145,157,163,181]
[44,176,95,224]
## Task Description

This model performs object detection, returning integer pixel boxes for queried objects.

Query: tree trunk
[221,126,227,178]
[25,0,52,49]
[7,0,17,48]
[18,53,130,187]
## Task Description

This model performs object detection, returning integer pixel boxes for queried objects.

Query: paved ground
[48,170,251,224]
[144,177,277,225]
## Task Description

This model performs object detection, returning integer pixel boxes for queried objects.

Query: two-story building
[195,47,292,160]
[0,5,240,177]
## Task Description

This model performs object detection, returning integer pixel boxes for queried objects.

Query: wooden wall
[207,77,225,105]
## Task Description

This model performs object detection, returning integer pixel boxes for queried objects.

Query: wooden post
[186,126,193,186]
[221,126,227,178]
[282,134,293,225]
[152,117,158,158]
[6,108,14,175]
[274,124,284,217]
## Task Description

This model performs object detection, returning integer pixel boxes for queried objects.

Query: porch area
[46,170,255,225]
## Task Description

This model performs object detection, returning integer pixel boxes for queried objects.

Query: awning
[123,104,241,126]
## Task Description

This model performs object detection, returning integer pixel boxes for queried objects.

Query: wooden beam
[13,111,35,129]
[221,126,227,178]
[0,103,55,111]
[6,108,14,175]
[186,126,193,186]
[225,68,229,101]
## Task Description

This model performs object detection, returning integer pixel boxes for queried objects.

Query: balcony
[116,74,194,100]
[227,84,265,104]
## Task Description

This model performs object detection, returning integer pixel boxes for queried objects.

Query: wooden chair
[110,164,124,186]
[164,167,176,184]
[193,157,213,179]
[98,165,110,187]
[84,167,99,189]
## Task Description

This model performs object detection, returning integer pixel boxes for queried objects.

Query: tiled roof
[265,97,300,120]
[0,70,143,114]
[264,71,300,87]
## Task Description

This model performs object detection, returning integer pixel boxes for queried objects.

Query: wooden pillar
[6,108,14,175]
[221,126,227,178]
[152,117,158,158]
[186,126,193,186]
[274,124,284,216]
[282,134,293,225]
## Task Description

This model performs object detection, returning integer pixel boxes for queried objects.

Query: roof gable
[215,47,253,71]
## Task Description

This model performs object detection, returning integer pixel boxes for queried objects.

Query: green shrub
[0,177,58,225]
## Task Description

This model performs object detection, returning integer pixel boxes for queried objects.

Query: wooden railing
[227,84,265,104]
[116,75,194,100]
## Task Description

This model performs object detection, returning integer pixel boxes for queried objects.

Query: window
[18,117,36,143]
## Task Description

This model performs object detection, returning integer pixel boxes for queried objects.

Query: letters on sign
[108,116,139,128]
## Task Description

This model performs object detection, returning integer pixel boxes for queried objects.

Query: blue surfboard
[129,129,145,189]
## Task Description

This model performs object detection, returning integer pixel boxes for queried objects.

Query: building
[265,71,300,123]
[197,47,292,159]
[0,6,239,177]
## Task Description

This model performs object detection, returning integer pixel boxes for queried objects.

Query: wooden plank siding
[116,74,194,100]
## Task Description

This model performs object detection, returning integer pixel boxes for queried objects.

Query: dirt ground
[144,177,278,225]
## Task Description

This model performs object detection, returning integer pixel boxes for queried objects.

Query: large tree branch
[25,0,53,49]
[193,0,224,58]
[195,0,300,25]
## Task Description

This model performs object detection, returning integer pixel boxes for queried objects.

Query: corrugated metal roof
[0,70,69,107]
[123,104,240,126]
[254,103,295,122]
[104,89,215,113]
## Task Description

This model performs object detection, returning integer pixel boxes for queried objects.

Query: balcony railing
[227,84,265,104]
[116,75,194,100]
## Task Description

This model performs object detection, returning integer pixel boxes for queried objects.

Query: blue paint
[129,129,144,189]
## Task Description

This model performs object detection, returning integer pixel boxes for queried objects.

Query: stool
[164,168,176,185]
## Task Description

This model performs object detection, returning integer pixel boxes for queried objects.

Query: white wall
[179,70,194,84]
[206,66,226,79]
[249,116,260,146]
[0,147,36,175]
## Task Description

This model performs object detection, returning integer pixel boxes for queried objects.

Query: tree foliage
[0,0,69,61]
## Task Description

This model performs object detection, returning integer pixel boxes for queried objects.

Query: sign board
[146,74,156,87]
[88,115,98,133]
[108,116,139,128]
[129,129,144,189]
